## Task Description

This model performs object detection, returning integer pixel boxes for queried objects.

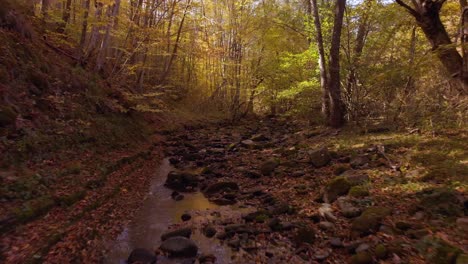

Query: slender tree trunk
[62,0,72,27]
[96,0,121,71]
[78,0,91,62]
[328,0,346,128]
[309,0,330,119]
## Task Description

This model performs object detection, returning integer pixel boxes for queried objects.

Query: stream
[105,158,234,263]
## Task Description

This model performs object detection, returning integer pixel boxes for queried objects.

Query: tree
[396,0,468,95]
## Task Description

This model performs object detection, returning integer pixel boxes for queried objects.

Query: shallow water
[104,158,232,264]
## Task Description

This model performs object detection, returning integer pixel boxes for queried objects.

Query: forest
[0,0,466,263]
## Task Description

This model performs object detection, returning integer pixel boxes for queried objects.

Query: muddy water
[105,158,233,263]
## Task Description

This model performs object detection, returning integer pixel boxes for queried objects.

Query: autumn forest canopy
[3,0,467,128]
[0,0,467,263]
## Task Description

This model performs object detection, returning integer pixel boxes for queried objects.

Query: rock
[350,155,370,168]
[271,203,295,215]
[160,237,198,258]
[161,227,192,241]
[251,134,269,141]
[318,221,335,230]
[268,217,283,231]
[294,227,316,245]
[351,207,391,236]
[395,221,412,231]
[456,254,468,264]
[224,224,251,236]
[349,186,370,197]
[199,254,217,264]
[342,171,370,186]
[243,170,262,179]
[241,139,255,148]
[318,203,337,222]
[227,238,241,249]
[330,237,343,248]
[416,236,462,264]
[350,252,373,264]
[204,181,239,195]
[456,217,468,232]
[333,164,350,175]
[291,171,305,178]
[181,213,191,222]
[337,198,362,218]
[308,147,331,167]
[355,243,370,253]
[210,197,236,205]
[324,177,351,203]
[406,229,429,239]
[260,159,280,175]
[165,171,198,192]
[203,225,217,238]
[314,249,331,260]
[174,194,184,201]
[375,244,388,259]
[243,211,269,223]
[127,248,157,264]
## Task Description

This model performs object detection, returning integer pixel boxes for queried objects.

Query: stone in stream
[127,248,157,264]
[161,227,192,241]
[202,224,217,238]
[259,159,280,176]
[159,236,198,258]
[204,181,239,195]
[181,213,192,221]
[165,171,198,192]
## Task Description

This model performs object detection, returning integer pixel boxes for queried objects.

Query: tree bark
[396,0,468,94]
[309,0,330,118]
[328,0,346,128]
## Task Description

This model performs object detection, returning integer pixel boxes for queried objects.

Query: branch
[395,0,420,18]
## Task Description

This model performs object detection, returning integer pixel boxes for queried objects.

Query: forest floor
[1,117,467,264]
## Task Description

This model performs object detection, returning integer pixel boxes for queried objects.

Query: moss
[14,196,55,223]
[325,176,351,202]
[254,214,269,223]
[417,236,462,264]
[349,186,370,197]
[375,244,388,259]
[352,207,391,235]
[418,188,463,217]
[350,252,373,264]
[56,190,86,206]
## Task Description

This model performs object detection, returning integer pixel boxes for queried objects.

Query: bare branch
[395,0,420,18]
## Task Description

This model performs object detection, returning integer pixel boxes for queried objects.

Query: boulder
[350,155,370,168]
[161,227,192,241]
[351,207,391,236]
[294,226,316,245]
[416,236,462,264]
[342,170,370,186]
[160,237,198,258]
[127,248,157,264]
[202,225,217,238]
[349,186,370,198]
[418,188,464,217]
[308,147,331,167]
[349,252,373,264]
[337,197,362,218]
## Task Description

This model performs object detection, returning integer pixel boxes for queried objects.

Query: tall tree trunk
[309,0,330,118]
[78,0,91,62]
[328,0,346,128]
[96,0,121,71]
[61,0,72,28]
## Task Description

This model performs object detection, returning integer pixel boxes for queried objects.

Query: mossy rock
[324,177,351,202]
[350,252,373,264]
[308,147,331,167]
[416,236,462,264]
[418,188,463,217]
[349,186,370,198]
[0,106,17,127]
[375,244,388,259]
[351,207,391,236]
